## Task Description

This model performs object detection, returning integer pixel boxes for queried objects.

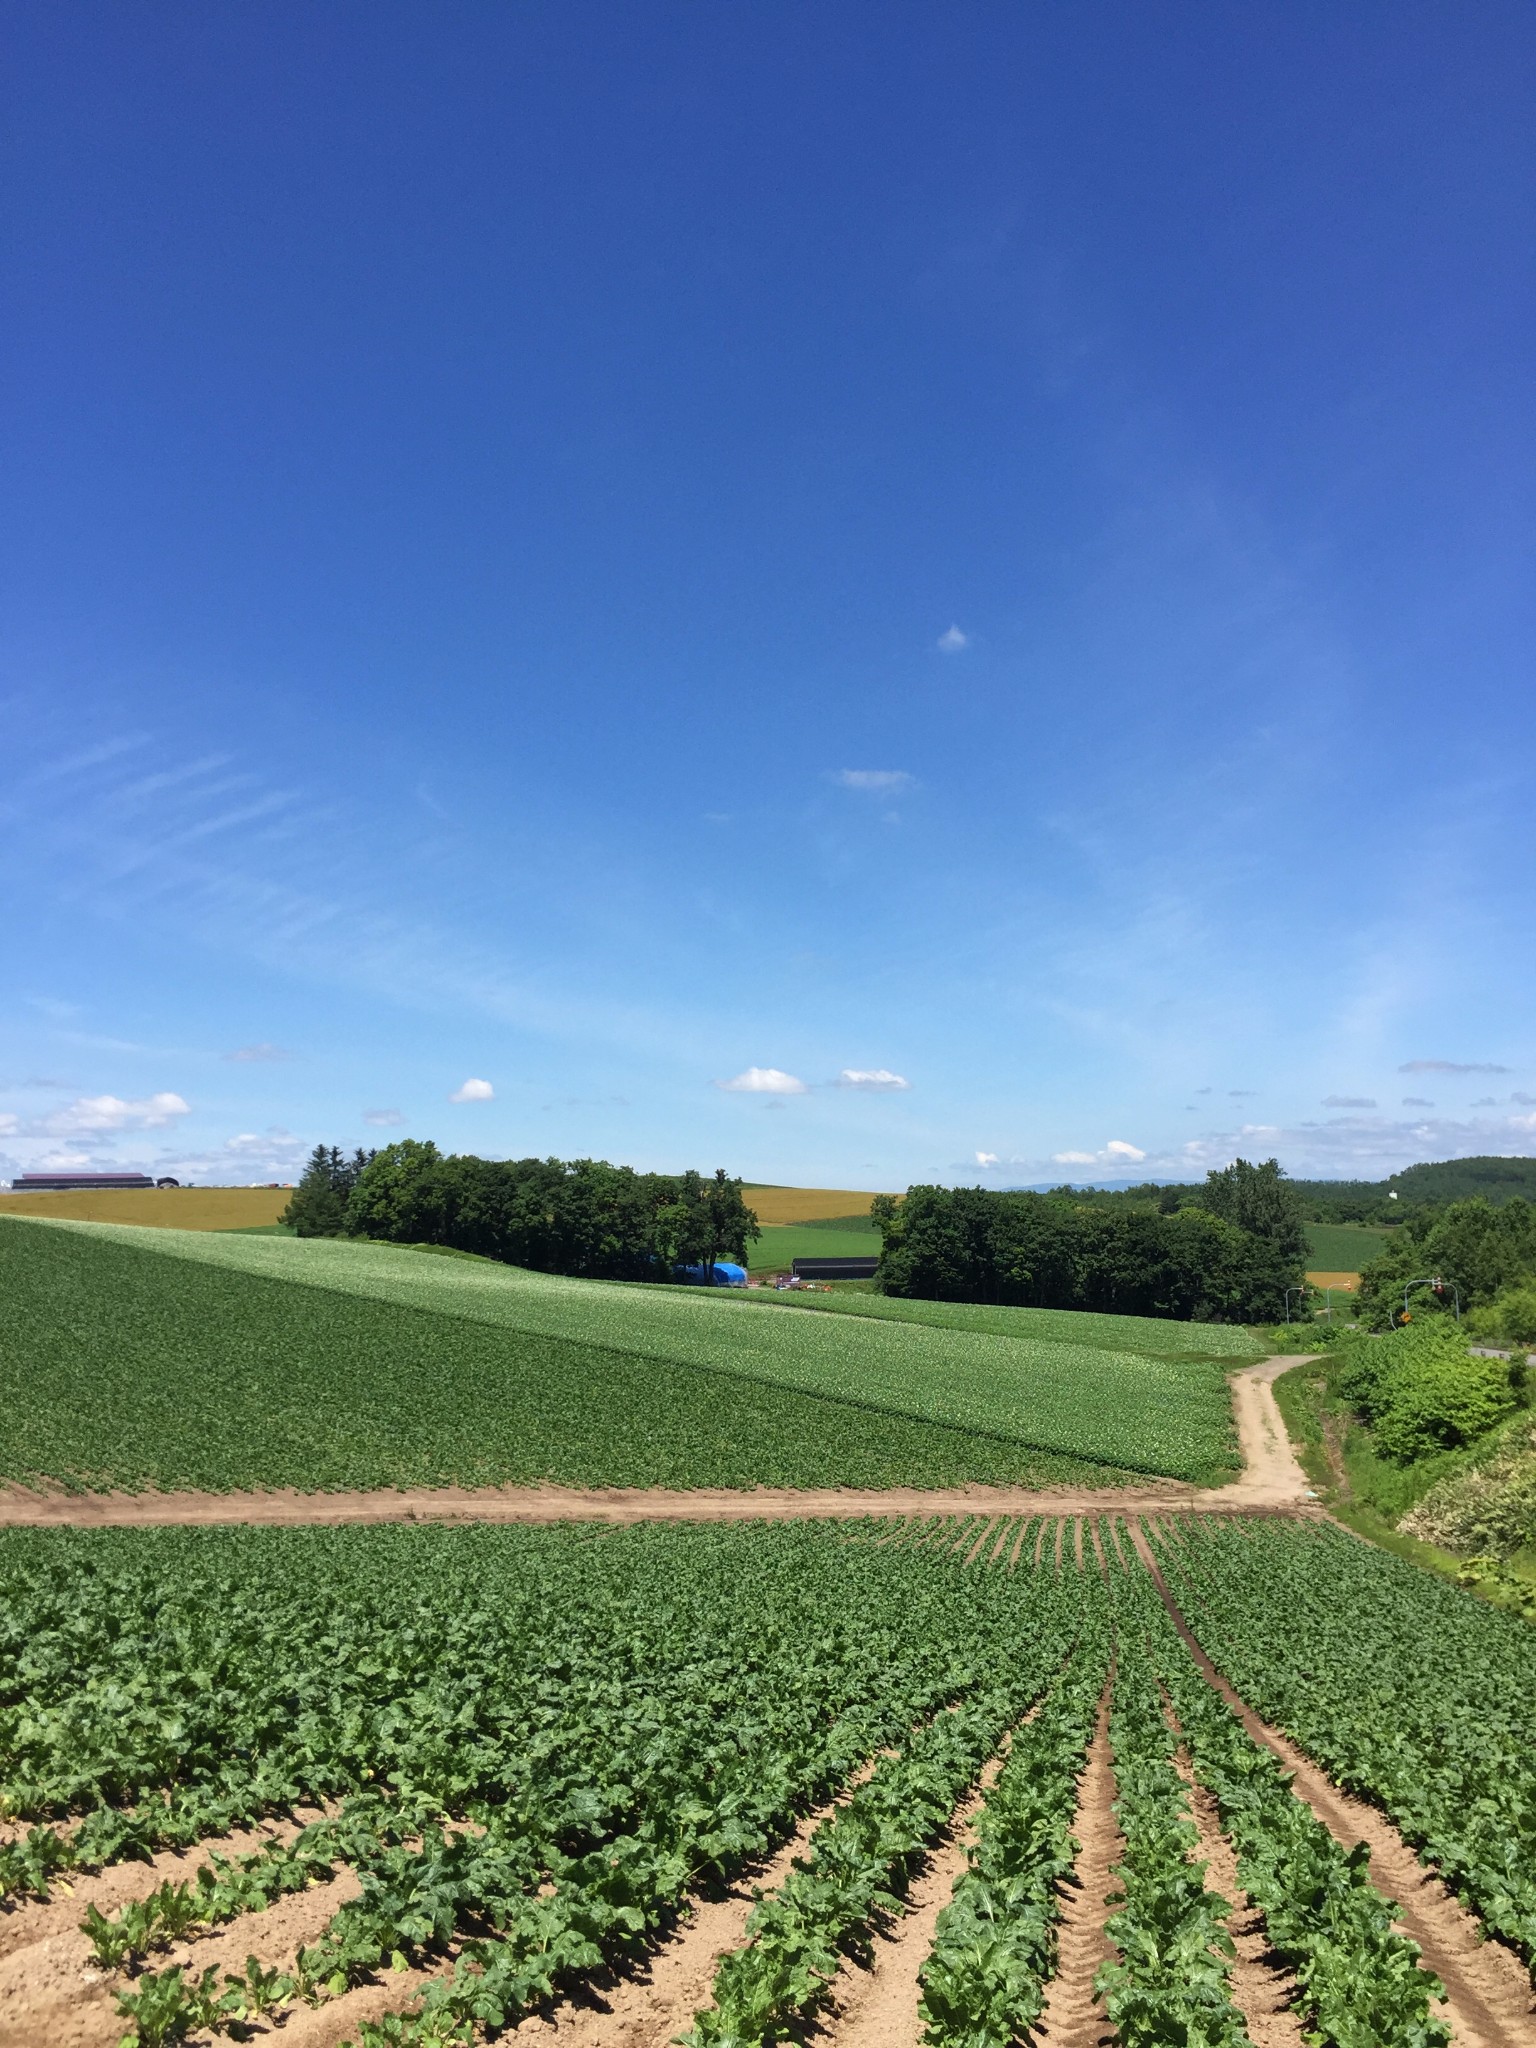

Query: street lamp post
[1403,1275,1461,1323]
[1284,1286,1308,1324]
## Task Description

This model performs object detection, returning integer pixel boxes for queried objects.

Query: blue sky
[2,3,1533,1191]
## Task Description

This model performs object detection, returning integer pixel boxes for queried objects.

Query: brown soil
[0,1359,1316,1528]
[821,1750,1008,2048]
[0,1833,356,2048]
[1167,1744,1306,2048]
[0,1812,325,1966]
[1031,1686,1120,2048]
[504,1762,887,2048]
[1131,1526,1536,2048]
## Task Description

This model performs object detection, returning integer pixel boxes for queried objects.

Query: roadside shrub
[1401,1416,1536,1557]
[1335,1322,1517,1463]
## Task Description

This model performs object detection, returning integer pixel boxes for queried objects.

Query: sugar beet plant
[1129,1542,1452,2048]
[1153,1516,1536,1979]
[917,1606,1109,2045]
[0,1519,1089,2047]
[1094,1600,1253,2048]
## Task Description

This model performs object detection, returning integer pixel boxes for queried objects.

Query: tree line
[281,1140,759,1281]
[869,1159,1307,1323]
[1356,1196,1536,1344]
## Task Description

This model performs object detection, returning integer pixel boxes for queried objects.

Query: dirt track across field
[0,1358,1316,1528]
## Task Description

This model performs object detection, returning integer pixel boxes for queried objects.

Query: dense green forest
[281,1141,760,1281]
[871,1159,1304,1323]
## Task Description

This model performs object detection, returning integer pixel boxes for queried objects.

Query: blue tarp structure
[676,1261,748,1287]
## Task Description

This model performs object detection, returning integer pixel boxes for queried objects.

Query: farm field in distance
[747,1218,880,1272]
[741,1183,888,1224]
[1303,1218,1393,1276]
[0,1184,289,1229]
[5,1514,1532,2048]
[0,1217,1245,1493]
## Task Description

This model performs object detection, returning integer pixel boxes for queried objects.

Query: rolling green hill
[0,1218,1247,1491]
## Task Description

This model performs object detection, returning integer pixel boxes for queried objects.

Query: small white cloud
[1399,1059,1511,1075]
[1051,1139,1147,1168]
[936,625,970,653]
[1401,1096,1435,1107]
[224,1043,292,1063]
[836,1068,911,1092]
[831,769,915,794]
[716,1067,809,1095]
[1471,1096,1500,1108]
[449,1078,495,1103]
[975,1151,1001,1168]
[0,1113,17,1137]
[364,1108,406,1127]
[34,1091,191,1136]
[222,1128,301,1157]
[1323,1095,1377,1109]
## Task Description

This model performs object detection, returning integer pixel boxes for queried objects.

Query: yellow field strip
[742,1184,890,1224]
[1306,1269,1360,1290]
[0,1187,289,1230]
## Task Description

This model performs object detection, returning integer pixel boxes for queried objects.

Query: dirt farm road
[0,1356,1316,1528]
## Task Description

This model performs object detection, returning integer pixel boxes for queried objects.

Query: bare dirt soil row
[0,1359,1315,1528]
[1131,1523,1536,2048]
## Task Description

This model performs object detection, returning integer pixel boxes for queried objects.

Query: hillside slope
[0,1219,1242,1490]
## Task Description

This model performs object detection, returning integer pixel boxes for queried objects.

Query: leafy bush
[1333,1322,1516,1463]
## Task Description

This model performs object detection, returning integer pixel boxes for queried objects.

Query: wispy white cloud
[975,1150,1001,1167]
[1399,1058,1512,1075]
[1401,1096,1435,1107]
[449,1078,494,1103]
[1323,1094,1376,1108]
[30,1092,191,1137]
[716,1067,808,1095]
[830,769,915,794]
[1052,1138,1147,1167]
[364,1108,406,1127]
[936,625,970,653]
[836,1068,910,1091]
[225,1043,292,1063]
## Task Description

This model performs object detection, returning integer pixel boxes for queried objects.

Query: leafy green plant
[1094,1624,1251,2048]
[918,1621,1109,2046]
[1154,1516,1534,1986]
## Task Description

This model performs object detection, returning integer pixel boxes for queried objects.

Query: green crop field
[6,1513,1526,2048]
[0,1217,1245,1490]
[747,1221,880,1271]
[1304,1220,1393,1271]
[739,1285,1266,1360]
